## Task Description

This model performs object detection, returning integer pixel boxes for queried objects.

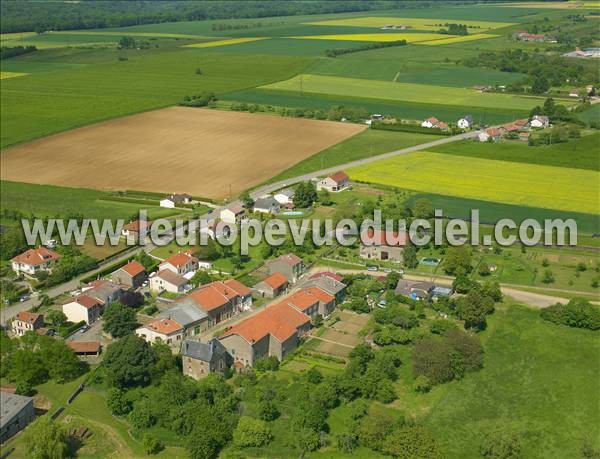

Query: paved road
[249,129,478,198]
[0,129,476,326]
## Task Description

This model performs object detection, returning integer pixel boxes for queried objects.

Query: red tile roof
[287,291,319,312]
[328,171,349,184]
[11,247,60,266]
[222,302,309,343]
[163,251,198,268]
[310,271,343,283]
[68,341,101,354]
[189,284,233,312]
[514,118,529,126]
[361,229,407,247]
[425,117,439,124]
[15,311,42,324]
[263,272,288,289]
[224,279,252,297]
[486,128,502,137]
[304,287,335,305]
[121,261,145,277]
[74,294,103,309]
[277,253,303,266]
[502,124,519,132]
[123,220,153,232]
[145,318,182,335]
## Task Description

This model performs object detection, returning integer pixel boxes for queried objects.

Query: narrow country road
[249,129,478,198]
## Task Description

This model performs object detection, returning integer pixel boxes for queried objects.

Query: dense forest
[2,0,493,33]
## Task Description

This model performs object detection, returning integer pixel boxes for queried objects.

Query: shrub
[540,298,600,330]
[233,416,272,448]
[413,375,432,393]
[143,434,163,455]
[254,356,280,372]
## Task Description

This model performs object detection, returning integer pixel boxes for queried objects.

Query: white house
[150,270,191,294]
[274,188,295,205]
[11,247,61,276]
[12,312,44,337]
[421,117,439,128]
[253,196,280,214]
[136,318,184,345]
[160,193,192,208]
[62,294,104,325]
[478,127,502,142]
[530,115,550,128]
[316,171,349,192]
[121,220,152,243]
[159,251,199,276]
[220,203,245,224]
[457,115,473,129]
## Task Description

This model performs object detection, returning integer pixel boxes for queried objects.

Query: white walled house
[220,203,245,224]
[274,188,295,205]
[12,312,44,337]
[421,117,439,128]
[457,115,473,129]
[150,270,191,294]
[160,194,192,208]
[136,318,184,345]
[159,251,199,276]
[62,294,104,325]
[530,115,550,128]
[11,247,61,276]
[316,171,349,192]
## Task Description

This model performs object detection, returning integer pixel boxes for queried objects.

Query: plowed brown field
[1,107,365,199]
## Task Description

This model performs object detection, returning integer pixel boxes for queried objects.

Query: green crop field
[430,132,600,171]
[0,181,180,221]
[304,16,516,31]
[308,59,527,87]
[347,151,600,213]
[406,192,600,234]
[0,50,311,148]
[261,74,549,110]
[222,88,528,124]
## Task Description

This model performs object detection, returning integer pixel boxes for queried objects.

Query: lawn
[1,50,312,148]
[430,132,600,171]
[419,33,499,45]
[266,129,440,184]
[424,304,600,457]
[184,37,269,48]
[347,151,600,213]
[261,74,548,111]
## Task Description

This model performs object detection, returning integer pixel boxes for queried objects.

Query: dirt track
[0,107,365,199]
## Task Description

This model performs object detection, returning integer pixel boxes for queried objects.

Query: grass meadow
[347,151,600,213]
[261,74,549,110]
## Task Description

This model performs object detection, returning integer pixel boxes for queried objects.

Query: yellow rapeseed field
[347,151,599,214]
[184,37,269,48]
[418,33,499,45]
[289,33,447,43]
[0,72,27,80]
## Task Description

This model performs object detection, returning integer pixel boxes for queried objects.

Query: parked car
[79,324,90,333]
[19,295,30,302]
[383,268,392,273]
[367,266,378,272]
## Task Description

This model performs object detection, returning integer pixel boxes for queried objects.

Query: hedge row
[59,320,86,338]
[371,121,453,136]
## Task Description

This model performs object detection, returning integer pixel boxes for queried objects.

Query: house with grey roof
[0,392,34,442]
[265,254,305,284]
[158,302,208,336]
[274,188,295,205]
[302,275,346,303]
[253,196,280,214]
[395,279,434,301]
[182,338,232,380]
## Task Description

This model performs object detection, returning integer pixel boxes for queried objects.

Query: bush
[413,375,432,393]
[233,417,272,448]
[143,434,163,455]
[254,356,280,372]
[540,298,600,330]
[336,432,359,453]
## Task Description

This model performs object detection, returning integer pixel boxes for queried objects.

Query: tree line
[325,39,407,57]
[0,1,465,34]
[0,45,37,60]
